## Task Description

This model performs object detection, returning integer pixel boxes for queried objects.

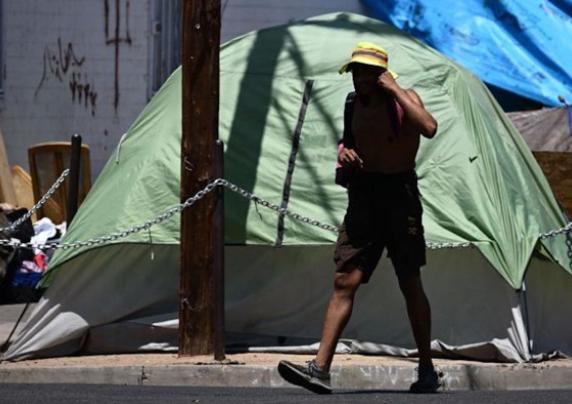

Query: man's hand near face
[376,71,399,95]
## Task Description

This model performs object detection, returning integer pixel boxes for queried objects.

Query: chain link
[217,179,340,233]
[1,176,571,253]
[538,221,572,270]
[539,222,572,239]
[426,241,472,250]
[0,169,70,233]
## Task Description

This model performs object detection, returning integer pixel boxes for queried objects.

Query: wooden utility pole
[179,0,222,357]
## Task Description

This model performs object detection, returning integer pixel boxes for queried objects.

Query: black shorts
[333,170,426,283]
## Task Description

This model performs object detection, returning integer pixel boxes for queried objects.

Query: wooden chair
[28,142,91,224]
[10,165,37,221]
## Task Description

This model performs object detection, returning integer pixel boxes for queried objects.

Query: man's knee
[397,270,422,298]
[333,268,362,296]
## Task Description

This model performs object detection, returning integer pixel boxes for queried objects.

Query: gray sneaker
[277,360,332,394]
[409,366,443,393]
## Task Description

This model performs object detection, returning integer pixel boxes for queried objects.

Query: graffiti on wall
[32,1,134,116]
[104,0,132,113]
[69,73,98,115]
[35,38,98,116]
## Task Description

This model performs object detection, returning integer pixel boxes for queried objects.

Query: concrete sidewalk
[2,304,572,391]
[1,353,572,391]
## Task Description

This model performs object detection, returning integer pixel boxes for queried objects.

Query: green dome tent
[5,13,572,362]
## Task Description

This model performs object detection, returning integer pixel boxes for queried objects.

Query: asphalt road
[1,384,572,404]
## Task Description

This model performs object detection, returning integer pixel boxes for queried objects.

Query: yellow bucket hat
[339,42,398,78]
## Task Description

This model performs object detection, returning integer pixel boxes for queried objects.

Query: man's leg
[397,272,433,369]
[277,266,363,394]
[314,267,364,372]
[398,271,443,393]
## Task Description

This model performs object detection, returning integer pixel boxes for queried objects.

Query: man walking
[278,42,440,394]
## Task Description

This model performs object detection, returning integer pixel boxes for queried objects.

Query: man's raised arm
[377,72,438,138]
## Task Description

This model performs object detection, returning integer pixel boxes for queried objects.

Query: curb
[1,363,572,391]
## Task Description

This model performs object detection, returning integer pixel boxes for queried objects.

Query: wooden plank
[0,129,17,205]
[179,0,221,356]
[533,151,572,219]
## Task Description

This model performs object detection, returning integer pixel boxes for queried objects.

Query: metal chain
[426,241,472,250]
[217,179,340,233]
[0,169,70,233]
[219,179,472,249]
[539,222,572,239]
[1,176,571,252]
[0,179,221,251]
[538,221,572,270]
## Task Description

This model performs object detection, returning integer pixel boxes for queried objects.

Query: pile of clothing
[0,205,65,304]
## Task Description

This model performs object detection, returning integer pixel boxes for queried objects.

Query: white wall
[0,0,367,180]
[0,0,151,176]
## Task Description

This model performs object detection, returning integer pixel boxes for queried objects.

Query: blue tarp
[361,0,572,107]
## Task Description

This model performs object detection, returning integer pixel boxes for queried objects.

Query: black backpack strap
[342,92,356,149]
